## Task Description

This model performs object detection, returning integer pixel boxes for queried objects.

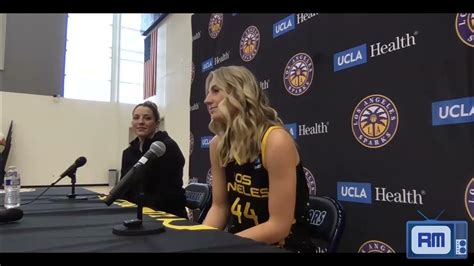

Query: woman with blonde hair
[202,65,315,252]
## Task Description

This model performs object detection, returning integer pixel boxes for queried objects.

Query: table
[0,187,287,253]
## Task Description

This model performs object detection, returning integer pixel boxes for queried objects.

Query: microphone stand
[112,179,165,236]
[48,169,88,202]
[66,170,87,200]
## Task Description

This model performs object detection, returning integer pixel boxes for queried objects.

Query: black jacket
[120,131,186,217]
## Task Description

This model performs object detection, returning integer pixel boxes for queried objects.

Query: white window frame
[64,13,144,103]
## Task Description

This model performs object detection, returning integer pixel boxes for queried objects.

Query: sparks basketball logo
[283,53,314,96]
[303,167,316,196]
[455,13,474,47]
[239,25,260,62]
[465,178,474,221]
[358,240,395,253]
[191,62,195,84]
[208,13,224,39]
[352,94,399,148]
[206,168,213,185]
[190,131,194,155]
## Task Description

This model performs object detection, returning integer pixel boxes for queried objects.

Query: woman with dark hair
[120,101,187,218]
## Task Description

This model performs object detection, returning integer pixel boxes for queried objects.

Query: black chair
[184,182,212,224]
[307,195,345,253]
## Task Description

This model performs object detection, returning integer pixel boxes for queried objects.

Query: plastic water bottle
[4,165,21,209]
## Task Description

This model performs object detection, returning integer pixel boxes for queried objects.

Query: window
[64,14,145,104]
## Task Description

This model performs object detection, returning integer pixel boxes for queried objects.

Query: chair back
[308,195,345,252]
[185,182,212,223]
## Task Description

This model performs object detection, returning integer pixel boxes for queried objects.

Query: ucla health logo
[202,58,213,72]
[352,94,399,148]
[455,13,474,47]
[240,25,260,62]
[283,53,314,96]
[190,131,194,155]
[259,79,270,90]
[201,51,230,73]
[200,136,213,148]
[359,240,395,253]
[465,178,474,221]
[334,44,367,72]
[303,167,316,196]
[338,181,425,205]
[208,13,223,39]
[284,123,297,138]
[337,182,372,204]
[273,13,318,39]
[432,96,474,126]
[273,14,295,38]
[284,122,328,139]
[406,212,468,259]
[334,31,417,72]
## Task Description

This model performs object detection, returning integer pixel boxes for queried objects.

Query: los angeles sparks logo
[455,13,474,47]
[239,25,260,62]
[283,53,314,96]
[465,177,474,221]
[303,167,316,196]
[358,240,395,253]
[208,13,224,39]
[189,131,194,155]
[352,94,399,148]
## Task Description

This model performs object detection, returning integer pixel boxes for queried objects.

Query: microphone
[104,141,166,206]
[60,156,87,178]
[0,208,23,223]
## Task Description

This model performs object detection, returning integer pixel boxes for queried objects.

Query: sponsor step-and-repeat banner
[189,13,474,254]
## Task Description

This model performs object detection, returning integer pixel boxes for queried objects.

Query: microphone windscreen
[150,141,166,157]
[0,208,24,223]
[75,156,87,167]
